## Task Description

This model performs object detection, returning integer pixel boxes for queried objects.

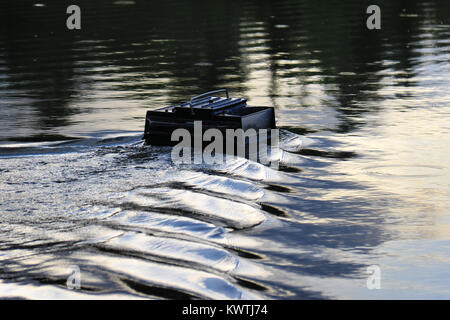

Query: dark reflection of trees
[2,1,79,131]
[66,0,249,105]
[1,0,249,135]
[2,0,437,134]
[257,0,433,133]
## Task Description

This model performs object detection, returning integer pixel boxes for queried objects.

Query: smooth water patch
[365,165,444,178]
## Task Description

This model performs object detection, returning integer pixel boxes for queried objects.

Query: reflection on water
[0,0,449,299]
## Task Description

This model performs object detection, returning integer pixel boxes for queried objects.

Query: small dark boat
[143,89,276,147]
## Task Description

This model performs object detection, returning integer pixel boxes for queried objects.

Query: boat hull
[144,106,276,147]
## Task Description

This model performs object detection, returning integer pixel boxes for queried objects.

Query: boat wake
[0,129,317,299]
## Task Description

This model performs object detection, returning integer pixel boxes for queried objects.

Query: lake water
[0,0,449,299]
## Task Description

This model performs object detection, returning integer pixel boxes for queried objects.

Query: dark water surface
[0,0,449,299]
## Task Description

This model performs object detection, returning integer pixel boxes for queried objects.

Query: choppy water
[0,0,449,299]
